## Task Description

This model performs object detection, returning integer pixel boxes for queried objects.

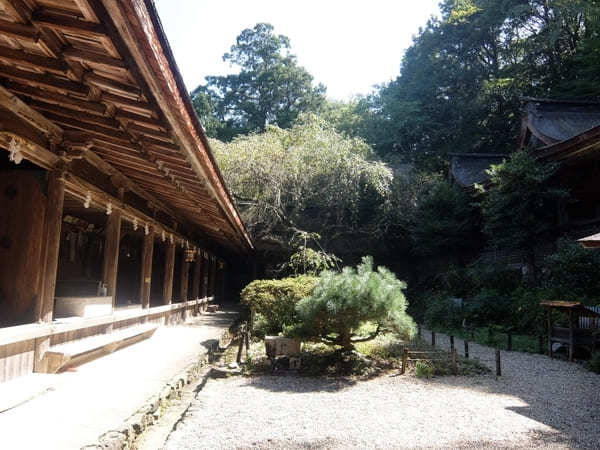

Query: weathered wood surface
[162,240,175,305]
[0,0,252,252]
[102,204,121,303]
[140,227,154,308]
[0,298,206,381]
[0,172,47,326]
[41,323,158,374]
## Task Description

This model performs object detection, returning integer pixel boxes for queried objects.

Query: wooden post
[507,331,512,351]
[162,240,175,305]
[495,349,501,376]
[210,256,217,298]
[201,252,209,299]
[401,347,409,375]
[139,227,153,308]
[244,327,250,360]
[431,331,436,347]
[450,335,455,351]
[451,348,457,375]
[192,253,202,300]
[547,308,553,358]
[236,323,245,364]
[102,204,122,309]
[568,309,574,362]
[37,170,65,323]
[417,324,422,338]
[464,340,469,359]
[180,250,189,302]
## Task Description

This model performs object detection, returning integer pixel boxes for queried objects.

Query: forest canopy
[193,0,600,275]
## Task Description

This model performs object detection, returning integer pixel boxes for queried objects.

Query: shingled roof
[519,98,600,148]
[449,153,508,188]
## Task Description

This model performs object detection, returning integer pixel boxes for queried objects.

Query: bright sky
[154,0,441,100]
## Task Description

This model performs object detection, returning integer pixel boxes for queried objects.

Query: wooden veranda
[0,0,253,381]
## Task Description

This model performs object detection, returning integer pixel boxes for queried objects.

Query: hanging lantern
[106,202,112,215]
[169,234,174,244]
[8,138,23,165]
[161,230,166,242]
[83,191,91,209]
[133,217,138,231]
[185,247,196,262]
[144,223,149,236]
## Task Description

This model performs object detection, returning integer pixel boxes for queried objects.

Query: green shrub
[295,256,416,350]
[588,352,600,374]
[468,263,521,295]
[241,276,318,336]
[510,286,549,333]
[423,295,463,330]
[544,238,600,303]
[415,361,434,379]
[464,288,512,328]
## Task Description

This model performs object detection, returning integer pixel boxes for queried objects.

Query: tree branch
[351,324,382,343]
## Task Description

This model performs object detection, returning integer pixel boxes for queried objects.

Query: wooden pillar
[568,309,575,362]
[547,308,553,358]
[202,252,209,298]
[162,240,175,305]
[102,207,122,307]
[37,170,65,323]
[180,251,190,302]
[139,227,153,309]
[210,257,217,298]
[192,253,202,300]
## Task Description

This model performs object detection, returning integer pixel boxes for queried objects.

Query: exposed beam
[0,46,68,75]
[31,10,107,38]
[83,72,141,97]
[5,80,106,114]
[115,109,164,129]
[0,82,62,140]
[28,99,119,128]
[63,47,126,70]
[0,0,32,23]
[102,92,152,114]
[0,64,89,95]
[0,18,39,42]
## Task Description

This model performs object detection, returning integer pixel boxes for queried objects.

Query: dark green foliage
[465,289,513,328]
[241,276,317,336]
[544,238,600,303]
[468,263,521,295]
[588,352,600,374]
[295,257,416,350]
[423,295,463,330]
[481,151,568,275]
[351,0,600,169]
[411,180,479,261]
[192,23,325,140]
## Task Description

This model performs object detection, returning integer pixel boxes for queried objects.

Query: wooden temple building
[0,0,254,382]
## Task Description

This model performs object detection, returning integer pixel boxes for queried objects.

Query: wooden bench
[41,323,158,373]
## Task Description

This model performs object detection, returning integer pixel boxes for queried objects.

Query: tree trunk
[340,328,354,351]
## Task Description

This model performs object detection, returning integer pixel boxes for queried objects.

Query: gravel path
[164,335,600,450]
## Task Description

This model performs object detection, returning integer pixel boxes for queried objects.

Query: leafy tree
[480,151,567,278]
[192,23,326,140]
[278,232,340,276]
[294,257,416,351]
[241,275,318,337]
[210,114,393,264]
[411,178,479,262]
[355,0,600,169]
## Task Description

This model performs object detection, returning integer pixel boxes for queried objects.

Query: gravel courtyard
[164,335,600,450]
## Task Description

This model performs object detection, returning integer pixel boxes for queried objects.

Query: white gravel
[164,333,600,450]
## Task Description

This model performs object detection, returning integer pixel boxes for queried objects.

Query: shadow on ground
[241,375,356,393]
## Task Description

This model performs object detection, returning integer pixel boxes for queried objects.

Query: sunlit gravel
[165,333,600,449]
